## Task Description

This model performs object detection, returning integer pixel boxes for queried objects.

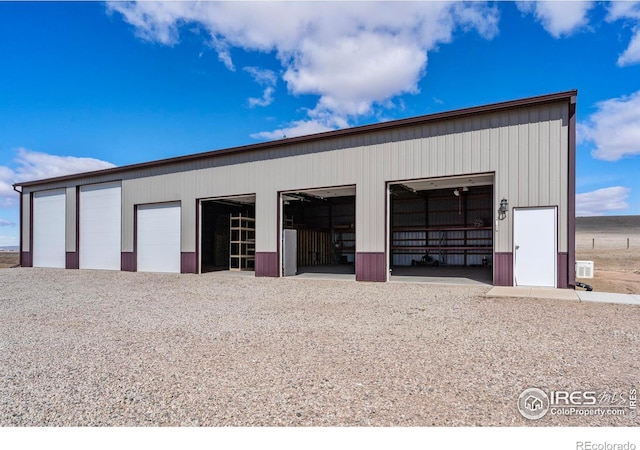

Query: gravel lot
[1,268,638,426]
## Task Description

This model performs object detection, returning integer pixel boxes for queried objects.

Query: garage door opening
[388,175,494,285]
[281,186,355,278]
[199,195,256,273]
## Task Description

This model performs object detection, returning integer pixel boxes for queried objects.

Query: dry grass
[575,216,640,294]
[575,249,640,294]
[0,252,19,269]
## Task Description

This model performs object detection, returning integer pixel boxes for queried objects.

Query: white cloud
[107,1,500,138]
[579,90,640,161]
[250,119,335,141]
[607,1,640,66]
[244,66,277,108]
[0,235,18,247]
[0,166,16,208]
[210,36,235,71]
[516,1,594,38]
[0,219,15,227]
[576,186,631,216]
[248,87,275,108]
[244,66,276,86]
[105,1,198,46]
[0,148,116,208]
[282,32,426,117]
[13,148,116,183]
[618,31,640,66]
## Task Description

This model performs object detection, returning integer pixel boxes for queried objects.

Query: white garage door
[80,182,121,270]
[137,202,181,273]
[514,207,557,287]
[33,189,66,268]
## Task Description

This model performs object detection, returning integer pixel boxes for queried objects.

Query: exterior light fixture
[453,188,460,197]
[498,198,508,220]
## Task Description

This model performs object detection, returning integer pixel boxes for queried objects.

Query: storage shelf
[392,246,492,251]
[229,214,255,271]
[392,226,492,232]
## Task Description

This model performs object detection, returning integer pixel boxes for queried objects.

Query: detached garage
[13,90,577,288]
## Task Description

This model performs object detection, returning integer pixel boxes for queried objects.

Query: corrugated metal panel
[65,187,76,252]
[121,252,136,272]
[355,252,386,281]
[528,108,540,205]
[181,252,197,274]
[494,252,514,286]
[21,101,570,271]
[255,252,278,277]
[538,107,551,204]
[517,110,530,207]
[66,252,79,269]
[22,193,30,252]
[558,105,569,253]
[558,252,568,288]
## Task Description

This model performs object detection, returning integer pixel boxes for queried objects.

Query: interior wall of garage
[18,98,572,283]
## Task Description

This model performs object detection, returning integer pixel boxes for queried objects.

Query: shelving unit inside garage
[229,214,255,270]
[390,185,493,267]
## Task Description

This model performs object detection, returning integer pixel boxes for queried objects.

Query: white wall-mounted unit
[33,189,66,268]
[80,182,122,270]
[137,202,181,273]
[575,261,594,279]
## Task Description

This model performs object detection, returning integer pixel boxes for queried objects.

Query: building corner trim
[568,97,577,288]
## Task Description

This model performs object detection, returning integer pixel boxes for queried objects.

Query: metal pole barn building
[13,90,577,288]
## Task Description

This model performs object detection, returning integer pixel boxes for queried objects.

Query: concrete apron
[486,286,640,305]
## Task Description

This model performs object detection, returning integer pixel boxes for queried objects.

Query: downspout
[12,184,22,267]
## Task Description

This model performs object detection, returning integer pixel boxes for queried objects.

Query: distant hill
[576,216,640,234]
[0,246,19,252]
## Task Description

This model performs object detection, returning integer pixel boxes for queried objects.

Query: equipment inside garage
[200,196,255,273]
[389,176,493,283]
[282,186,355,276]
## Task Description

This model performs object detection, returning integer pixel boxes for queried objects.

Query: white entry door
[80,182,121,270]
[513,207,557,287]
[33,189,66,268]
[137,202,181,273]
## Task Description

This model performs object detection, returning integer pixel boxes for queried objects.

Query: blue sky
[1,1,640,247]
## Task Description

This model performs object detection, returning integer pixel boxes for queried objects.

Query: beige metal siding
[66,187,76,252]
[21,102,570,258]
[22,192,30,252]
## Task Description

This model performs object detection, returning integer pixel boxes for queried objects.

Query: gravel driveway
[1,268,638,426]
